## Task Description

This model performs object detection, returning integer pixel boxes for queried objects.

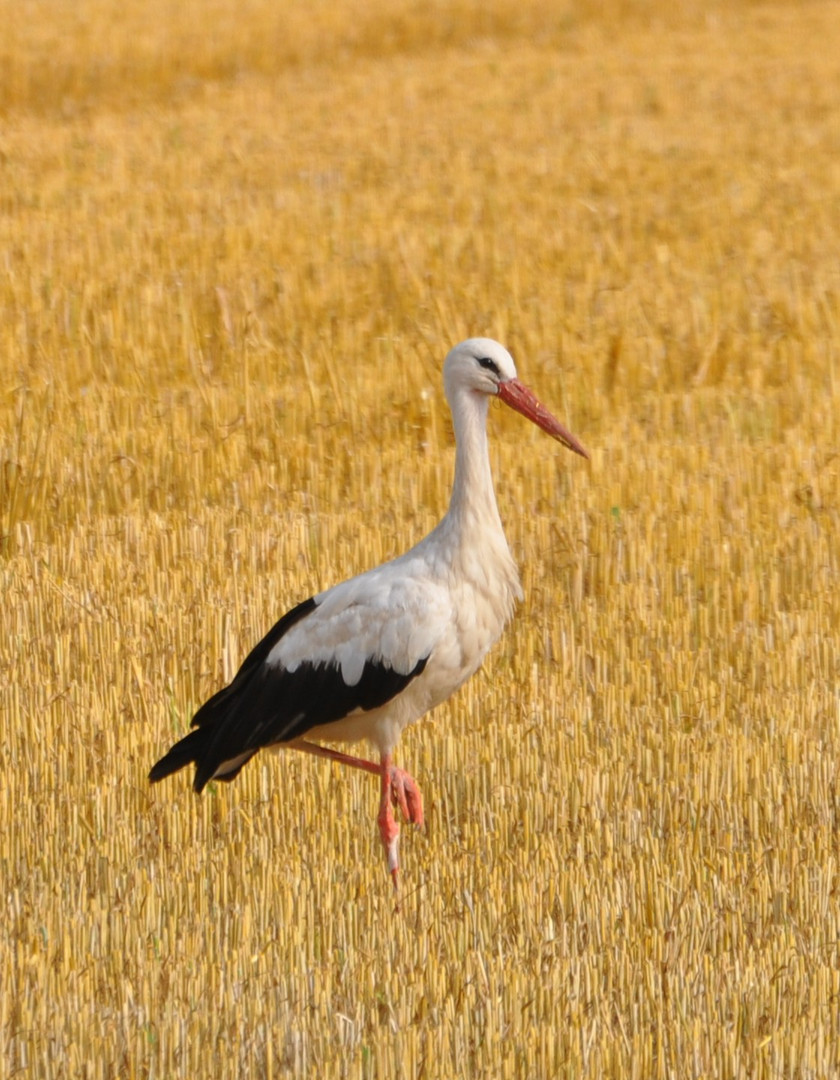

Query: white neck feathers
[433,385,522,610]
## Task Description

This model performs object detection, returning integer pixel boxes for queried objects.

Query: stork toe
[390,766,424,828]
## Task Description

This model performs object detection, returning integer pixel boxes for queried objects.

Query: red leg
[290,739,381,776]
[289,740,423,885]
[291,739,423,825]
[378,754,400,890]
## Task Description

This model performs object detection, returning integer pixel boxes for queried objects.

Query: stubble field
[2,1,840,1077]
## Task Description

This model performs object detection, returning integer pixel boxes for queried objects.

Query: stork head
[443,338,589,459]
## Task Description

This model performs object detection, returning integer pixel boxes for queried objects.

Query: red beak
[497,379,590,460]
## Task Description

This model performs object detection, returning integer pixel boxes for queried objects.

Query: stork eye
[477,357,500,376]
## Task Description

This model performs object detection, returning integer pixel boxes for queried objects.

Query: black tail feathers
[149,727,212,791]
[149,724,257,793]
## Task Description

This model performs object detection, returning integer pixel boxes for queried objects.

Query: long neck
[435,386,522,617]
[446,388,505,538]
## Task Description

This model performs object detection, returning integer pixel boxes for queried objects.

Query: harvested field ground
[2,2,840,1076]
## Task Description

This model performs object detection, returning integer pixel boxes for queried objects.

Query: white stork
[150,338,588,888]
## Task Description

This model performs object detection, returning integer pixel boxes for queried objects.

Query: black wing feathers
[190,596,317,730]
[238,653,430,746]
[149,593,429,794]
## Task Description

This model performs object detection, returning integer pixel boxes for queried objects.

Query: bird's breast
[417,545,521,708]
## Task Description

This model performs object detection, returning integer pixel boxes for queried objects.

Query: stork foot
[377,755,424,891]
[389,765,424,829]
[291,740,422,889]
